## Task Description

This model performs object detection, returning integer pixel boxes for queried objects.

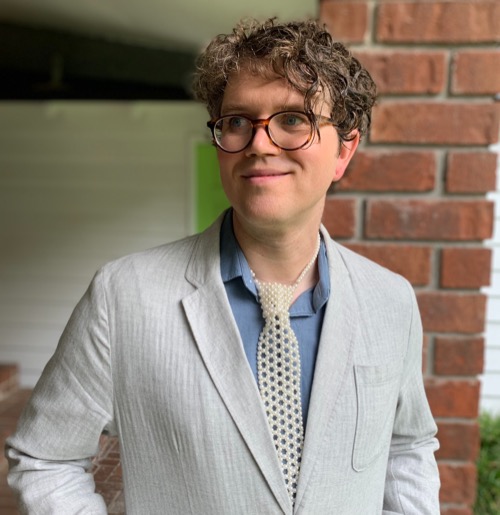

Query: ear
[333,131,360,182]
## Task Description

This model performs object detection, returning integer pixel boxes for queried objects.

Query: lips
[241,169,291,179]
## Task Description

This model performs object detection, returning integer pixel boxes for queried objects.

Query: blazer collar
[182,214,292,514]
[294,226,359,510]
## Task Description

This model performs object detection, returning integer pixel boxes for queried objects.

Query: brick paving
[0,365,124,514]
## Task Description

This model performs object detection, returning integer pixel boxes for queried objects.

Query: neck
[232,211,322,295]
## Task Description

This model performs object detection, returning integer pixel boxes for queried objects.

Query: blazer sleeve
[5,268,114,514]
[382,282,440,514]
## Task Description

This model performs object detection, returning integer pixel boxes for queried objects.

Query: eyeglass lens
[213,111,313,152]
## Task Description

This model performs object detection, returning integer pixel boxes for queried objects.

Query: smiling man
[7,18,440,514]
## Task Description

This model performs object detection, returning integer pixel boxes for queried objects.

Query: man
[6,18,440,514]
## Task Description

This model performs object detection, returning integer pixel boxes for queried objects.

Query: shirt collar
[220,210,330,313]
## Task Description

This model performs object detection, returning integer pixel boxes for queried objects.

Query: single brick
[438,462,477,506]
[452,50,500,94]
[377,1,500,43]
[320,1,368,43]
[446,152,498,194]
[436,421,480,461]
[337,151,436,192]
[417,292,486,334]
[354,50,447,95]
[434,336,484,376]
[371,102,500,145]
[434,337,485,376]
[425,378,480,418]
[440,509,473,515]
[345,243,432,286]
[440,248,492,288]
[365,199,494,241]
[322,197,357,238]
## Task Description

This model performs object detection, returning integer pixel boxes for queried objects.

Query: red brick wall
[319,1,500,513]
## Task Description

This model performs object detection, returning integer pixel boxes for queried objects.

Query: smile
[242,170,291,180]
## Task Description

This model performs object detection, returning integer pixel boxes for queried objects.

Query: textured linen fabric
[6,214,440,514]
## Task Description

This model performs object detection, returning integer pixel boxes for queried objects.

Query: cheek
[216,151,234,176]
[216,152,240,197]
[301,148,337,185]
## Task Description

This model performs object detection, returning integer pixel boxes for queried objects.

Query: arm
[383,284,440,514]
[6,269,115,514]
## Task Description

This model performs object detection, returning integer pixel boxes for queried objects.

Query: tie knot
[255,281,295,317]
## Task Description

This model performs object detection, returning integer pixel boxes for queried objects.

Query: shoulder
[96,234,197,282]
[105,234,200,273]
[92,225,219,299]
[323,237,421,362]
[80,216,225,306]
[102,215,222,278]
[326,237,415,310]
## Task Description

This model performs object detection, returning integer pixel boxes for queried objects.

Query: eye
[226,116,249,131]
[275,112,310,129]
[286,114,303,126]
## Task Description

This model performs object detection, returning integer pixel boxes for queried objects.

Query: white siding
[481,142,500,414]
[0,102,208,386]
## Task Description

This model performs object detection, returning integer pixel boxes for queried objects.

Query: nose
[245,124,281,156]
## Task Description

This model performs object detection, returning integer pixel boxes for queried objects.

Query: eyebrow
[220,104,248,115]
[220,103,306,116]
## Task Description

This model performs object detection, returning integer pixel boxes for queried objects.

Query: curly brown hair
[192,18,377,142]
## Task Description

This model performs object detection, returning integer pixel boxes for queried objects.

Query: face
[216,69,359,234]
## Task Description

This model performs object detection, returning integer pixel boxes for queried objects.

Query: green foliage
[474,412,500,514]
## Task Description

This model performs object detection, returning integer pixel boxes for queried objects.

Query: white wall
[481,142,500,414]
[0,102,208,386]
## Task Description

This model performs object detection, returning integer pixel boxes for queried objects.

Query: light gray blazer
[6,217,440,514]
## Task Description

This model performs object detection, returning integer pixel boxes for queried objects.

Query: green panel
[195,142,230,232]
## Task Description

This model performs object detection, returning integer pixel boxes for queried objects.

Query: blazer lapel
[294,228,358,510]
[182,220,292,514]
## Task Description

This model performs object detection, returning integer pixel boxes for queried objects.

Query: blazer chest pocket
[352,362,401,472]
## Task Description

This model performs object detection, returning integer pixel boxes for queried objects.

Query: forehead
[221,69,306,114]
[220,68,330,116]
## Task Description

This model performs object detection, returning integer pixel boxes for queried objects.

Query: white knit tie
[252,236,320,503]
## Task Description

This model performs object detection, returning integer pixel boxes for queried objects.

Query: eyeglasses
[207,111,335,153]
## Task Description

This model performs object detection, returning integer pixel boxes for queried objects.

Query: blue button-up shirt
[220,211,330,427]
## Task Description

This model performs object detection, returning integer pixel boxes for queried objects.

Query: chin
[234,203,288,226]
